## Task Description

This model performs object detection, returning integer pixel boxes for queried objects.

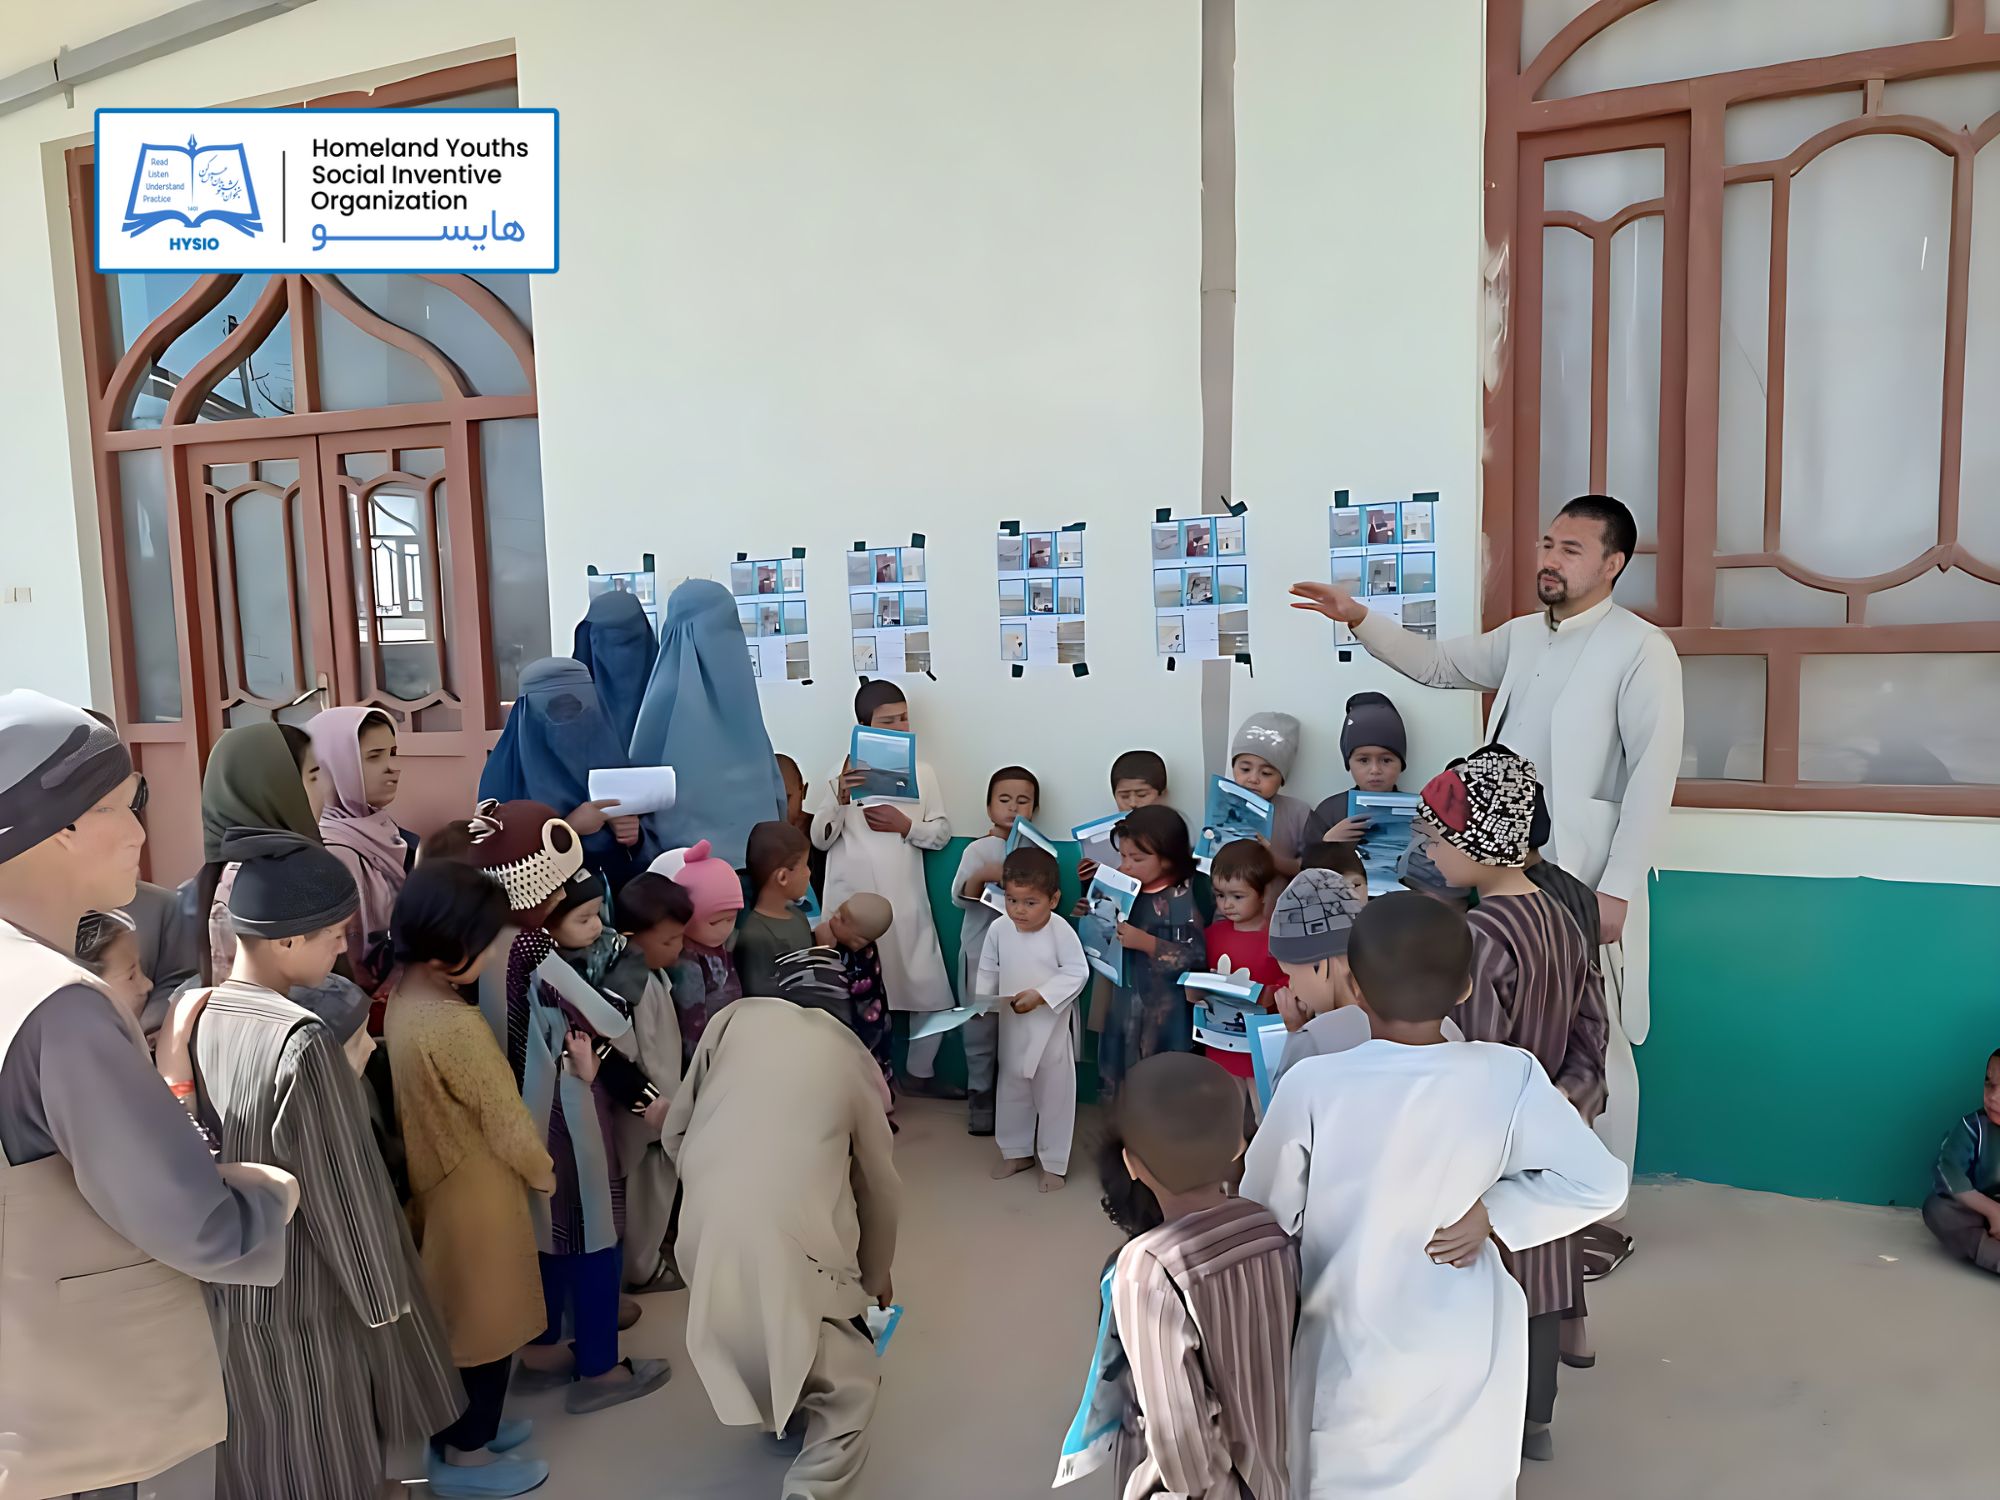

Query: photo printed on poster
[730,551,812,682]
[847,542,931,677]
[586,565,658,631]
[1330,489,1439,646]
[996,524,1086,668]
[1152,512,1248,662]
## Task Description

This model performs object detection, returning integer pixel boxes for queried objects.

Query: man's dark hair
[746,819,810,892]
[391,861,511,977]
[1109,749,1168,794]
[987,765,1041,809]
[1300,840,1366,883]
[618,872,694,934]
[1558,494,1638,581]
[1001,844,1061,899]
[1348,891,1473,1022]
[1210,837,1276,891]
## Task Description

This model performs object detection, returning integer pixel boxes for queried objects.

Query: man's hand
[1322,815,1372,844]
[876,1277,894,1311]
[609,814,642,847]
[1596,891,1628,946]
[641,1094,671,1132]
[1290,581,1368,627]
[1011,990,1045,1014]
[1115,921,1158,955]
[566,798,623,837]
[1427,1199,1492,1267]
[865,804,913,837]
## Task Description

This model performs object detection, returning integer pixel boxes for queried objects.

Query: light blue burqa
[628,578,787,868]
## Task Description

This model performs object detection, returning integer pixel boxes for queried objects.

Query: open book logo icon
[122,135,262,237]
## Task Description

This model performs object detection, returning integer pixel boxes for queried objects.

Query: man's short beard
[1536,572,1568,604]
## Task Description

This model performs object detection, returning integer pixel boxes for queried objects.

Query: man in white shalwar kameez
[1241,893,1625,1500]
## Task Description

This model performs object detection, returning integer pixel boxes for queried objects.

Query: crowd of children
[6,588,1668,1500]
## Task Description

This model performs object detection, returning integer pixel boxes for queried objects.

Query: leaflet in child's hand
[588,765,676,817]
[1193,775,1274,872]
[850,726,919,804]
[1078,866,1140,986]
[979,816,1061,912]
[1070,812,1123,872]
[907,996,995,1039]
[1053,1266,1123,1487]
[866,1303,903,1356]
[1353,790,1421,894]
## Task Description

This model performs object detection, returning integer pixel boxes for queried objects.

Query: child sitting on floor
[1112,1053,1297,1499]
[1200,839,1285,1096]
[1303,690,1408,846]
[821,893,897,1094]
[1228,712,1311,877]
[1099,806,1206,1103]
[1924,1048,2000,1275]
[651,840,744,1054]
[952,765,1042,1136]
[1241,893,1626,1499]
[977,846,1089,1192]
[735,821,817,997]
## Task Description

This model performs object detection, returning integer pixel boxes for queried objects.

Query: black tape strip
[853,541,867,552]
[858,674,871,686]
[800,678,814,687]
[1000,520,1021,536]
[1337,650,1353,664]
[792,546,807,559]
[1155,507,1172,522]
[642,552,655,572]
[1166,655,1177,671]
[1412,490,1440,503]
[911,532,926,548]
[1062,521,1086,533]
[1072,662,1089,677]
[1010,663,1024,678]
[736,551,748,562]
[925,669,936,681]
[586,564,600,576]
[1235,652,1252,667]
[1333,489,1351,507]
[1225,498,1248,517]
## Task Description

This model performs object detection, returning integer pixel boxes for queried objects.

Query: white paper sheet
[588,765,676,816]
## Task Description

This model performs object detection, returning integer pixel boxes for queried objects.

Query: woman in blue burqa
[572,587,658,752]
[480,656,663,894]
[629,578,787,869]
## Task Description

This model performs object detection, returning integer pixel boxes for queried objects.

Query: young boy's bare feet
[991,1156,1034,1180]
[1039,1170,1066,1193]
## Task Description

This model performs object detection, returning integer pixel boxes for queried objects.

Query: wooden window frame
[1485,0,2000,816]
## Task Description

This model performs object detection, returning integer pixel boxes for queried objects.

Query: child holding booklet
[977,846,1089,1190]
[1199,839,1285,1096]
[952,766,1042,1135]
[1099,806,1206,1102]
[1227,712,1312,876]
[811,681,957,1096]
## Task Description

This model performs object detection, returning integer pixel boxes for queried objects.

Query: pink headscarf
[308,706,408,984]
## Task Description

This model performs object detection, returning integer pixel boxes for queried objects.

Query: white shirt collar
[1544,594,1615,636]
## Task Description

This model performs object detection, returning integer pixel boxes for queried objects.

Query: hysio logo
[122,135,262,238]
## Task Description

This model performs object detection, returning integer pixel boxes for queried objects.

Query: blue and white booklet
[1077,866,1140,986]
[849,725,918,804]
[1245,1011,1290,1112]
[979,816,1061,914]
[1192,775,1273,872]
[1352,790,1422,894]
[1186,962,1267,1054]
[865,1302,903,1356]
[1052,1264,1126,1487]
[1070,811,1123,872]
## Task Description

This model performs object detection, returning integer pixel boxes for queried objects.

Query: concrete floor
[501,1099,1990,1498]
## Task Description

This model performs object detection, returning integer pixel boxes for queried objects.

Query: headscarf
[628,578,786,868]
[201,721,319,864]
[480,657,662,887]
[573,588,657,750]
[308,706,406,973]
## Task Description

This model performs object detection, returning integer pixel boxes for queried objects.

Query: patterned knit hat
[649,840,745,926]
[469,798,585,914]
[1268,867,1368,964]
[1230,712,1301,782]
[1417,746,1539,869]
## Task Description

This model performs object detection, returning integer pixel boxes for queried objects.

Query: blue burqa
[572,588,657,751]
[628,577,787,868]
[480,656,662,892]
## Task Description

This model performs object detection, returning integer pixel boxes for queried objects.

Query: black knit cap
[222,828,359,939]
[549,868,605,924]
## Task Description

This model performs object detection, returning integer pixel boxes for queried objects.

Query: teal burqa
[628,578,787,867]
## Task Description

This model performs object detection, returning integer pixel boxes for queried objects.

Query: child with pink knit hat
[649,840,744,1054]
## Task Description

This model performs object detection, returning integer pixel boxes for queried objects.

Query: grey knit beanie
[1268,868,1368,964]
[1340,692,1407,767]
[0,691,132,864]
[1230,712,1302,783]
